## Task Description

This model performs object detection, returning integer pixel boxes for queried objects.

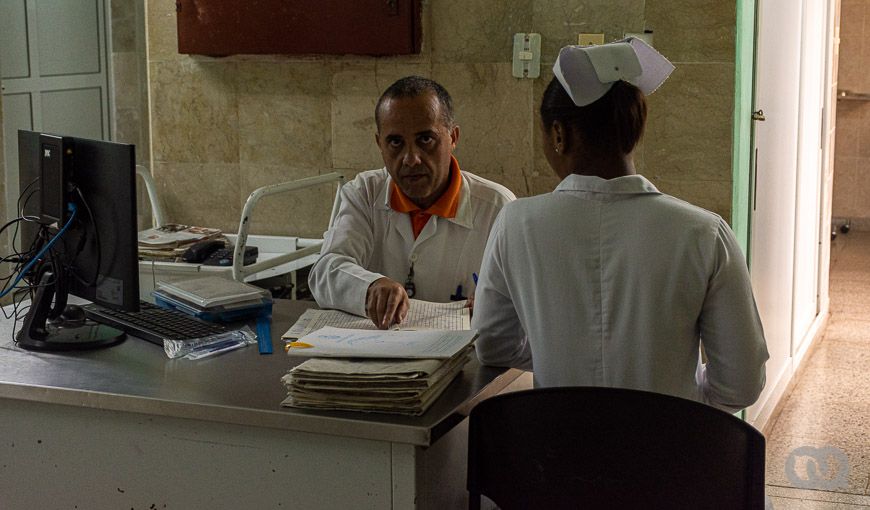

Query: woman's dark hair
[540,77,647,156]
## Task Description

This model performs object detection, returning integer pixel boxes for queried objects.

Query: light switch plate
[512,33,541,79]
[578,33,605,46]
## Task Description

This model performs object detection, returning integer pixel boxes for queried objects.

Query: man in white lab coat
[309,76,516,329]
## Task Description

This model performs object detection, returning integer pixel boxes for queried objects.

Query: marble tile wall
[144,0,738,236]
[833,0,870,229]
[644,0,736,221]
[110,0,152,229]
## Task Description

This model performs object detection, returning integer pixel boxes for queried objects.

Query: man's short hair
[375,76,455,130]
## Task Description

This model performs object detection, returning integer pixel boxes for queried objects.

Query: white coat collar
[377,168,474,230]
[555,173,660,195]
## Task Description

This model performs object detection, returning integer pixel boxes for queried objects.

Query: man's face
[376,93,460,210]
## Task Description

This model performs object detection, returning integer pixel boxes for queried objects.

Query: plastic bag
[163,325,257,360]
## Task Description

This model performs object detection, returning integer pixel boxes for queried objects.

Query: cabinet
[176,0,422,56]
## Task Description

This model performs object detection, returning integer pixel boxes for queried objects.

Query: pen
[284,341,314,351]
[192,338,239,353]
[186,339,246,360]
[473,272,478,285]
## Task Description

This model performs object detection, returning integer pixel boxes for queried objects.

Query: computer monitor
[15,130,139,351]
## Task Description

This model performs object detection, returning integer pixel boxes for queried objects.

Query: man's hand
[366,277,410,329]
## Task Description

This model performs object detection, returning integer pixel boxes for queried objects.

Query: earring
[554,147,560,154]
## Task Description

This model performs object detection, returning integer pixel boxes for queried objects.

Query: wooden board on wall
[176,0,422,56]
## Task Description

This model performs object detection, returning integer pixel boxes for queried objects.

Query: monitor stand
[16,271,125,351]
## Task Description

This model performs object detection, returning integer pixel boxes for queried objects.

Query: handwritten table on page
[282,299,470,339]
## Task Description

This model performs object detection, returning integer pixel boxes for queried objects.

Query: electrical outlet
[578,33,605,46]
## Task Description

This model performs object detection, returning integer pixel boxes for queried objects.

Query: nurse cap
[553,37,675,107]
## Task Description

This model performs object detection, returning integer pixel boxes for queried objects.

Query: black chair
[467,387,765,509]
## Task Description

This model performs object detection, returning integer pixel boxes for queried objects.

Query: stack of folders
[154,276,272,322]
[281,344,475,416]
[281,301,475,416]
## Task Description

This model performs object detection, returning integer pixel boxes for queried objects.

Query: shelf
[176,0,422,56]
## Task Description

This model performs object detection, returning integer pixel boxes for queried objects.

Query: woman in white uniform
[472,38,769,413]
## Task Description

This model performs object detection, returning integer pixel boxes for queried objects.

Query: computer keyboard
[83,301,230,346]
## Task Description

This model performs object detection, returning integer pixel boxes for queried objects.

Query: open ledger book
[282,299,470,339]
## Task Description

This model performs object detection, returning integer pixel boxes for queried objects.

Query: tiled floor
[764,232,870,509]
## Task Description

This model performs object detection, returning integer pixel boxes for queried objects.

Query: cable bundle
[1,177,98,342]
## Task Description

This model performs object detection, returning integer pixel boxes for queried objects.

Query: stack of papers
[138,224,222,261]
[281,345,474,416]
[280,301,475,415]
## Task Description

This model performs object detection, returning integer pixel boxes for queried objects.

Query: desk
[0,300,524,509]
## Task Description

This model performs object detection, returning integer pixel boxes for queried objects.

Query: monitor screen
[14,130,139,350]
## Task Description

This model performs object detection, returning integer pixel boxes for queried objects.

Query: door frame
[731,0,757,259]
